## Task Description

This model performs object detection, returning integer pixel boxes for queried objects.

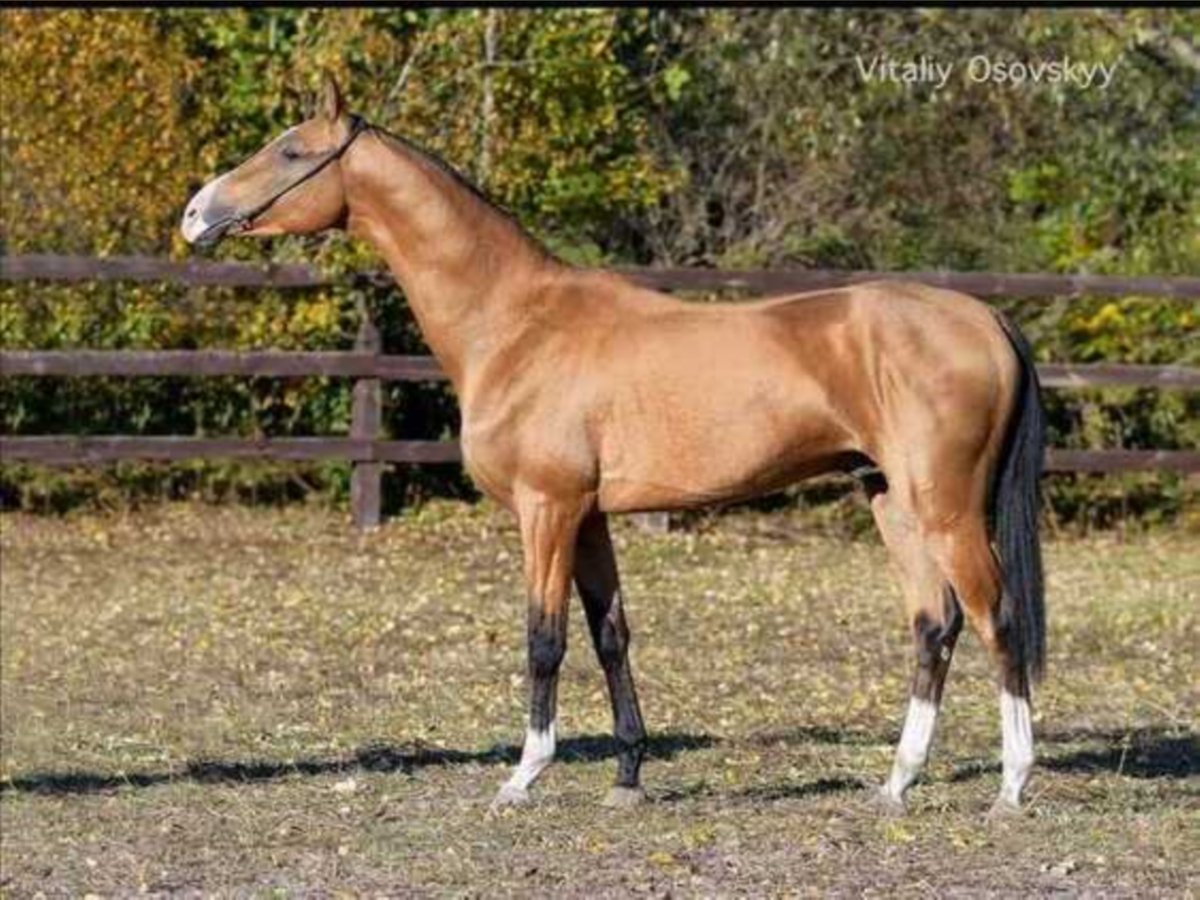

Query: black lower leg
[608,664,646,787]
[912,585,964,703]
[587,599,646,787]
[993,594,1031,699]
[528,607,567,733]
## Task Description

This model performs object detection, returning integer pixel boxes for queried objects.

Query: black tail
[991,313,1046,686]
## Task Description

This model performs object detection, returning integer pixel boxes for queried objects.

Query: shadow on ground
[947,726,1199,782]
[3,725,1193,798]
[0,731,715,797]
[656,776,867,805]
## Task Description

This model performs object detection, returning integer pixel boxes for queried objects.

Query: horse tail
[991,312,1046,686]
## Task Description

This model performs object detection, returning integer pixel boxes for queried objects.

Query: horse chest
[459,398,598,505]
[458,416,518,505]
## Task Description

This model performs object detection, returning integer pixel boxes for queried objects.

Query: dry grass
[1,502,1197,897]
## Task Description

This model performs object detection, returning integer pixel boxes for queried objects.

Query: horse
[182,77,1045,816]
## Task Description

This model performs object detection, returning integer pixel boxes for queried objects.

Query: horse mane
[366,122,557,261]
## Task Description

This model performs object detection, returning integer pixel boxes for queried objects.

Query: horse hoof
[489,784,531,813]
[869,786,907,817]
[602,785,647,808]
[986,797,1024,821]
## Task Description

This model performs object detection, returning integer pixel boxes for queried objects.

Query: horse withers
[182,77,1045,816]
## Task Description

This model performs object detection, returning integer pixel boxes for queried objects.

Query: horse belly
[596,377,849,513]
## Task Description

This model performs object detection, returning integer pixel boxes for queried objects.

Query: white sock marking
[504,722,556,793]
[999,690,1034,806]
[884,697,939,800]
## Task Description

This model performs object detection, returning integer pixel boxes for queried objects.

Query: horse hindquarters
[933,315,1045,812]
[873,311,1045,812]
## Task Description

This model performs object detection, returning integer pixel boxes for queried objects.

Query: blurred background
[1,7,1196,525]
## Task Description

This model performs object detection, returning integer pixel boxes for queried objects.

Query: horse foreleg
[574,513,647,807]
[491,490,586,810]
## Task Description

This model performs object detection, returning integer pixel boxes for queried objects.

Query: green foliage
[1,9,1196,523]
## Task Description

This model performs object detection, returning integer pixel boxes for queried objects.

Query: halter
[195,114,368,245]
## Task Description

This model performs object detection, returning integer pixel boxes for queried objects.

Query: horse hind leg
[924,514,1034,813]
[869,486,964,812]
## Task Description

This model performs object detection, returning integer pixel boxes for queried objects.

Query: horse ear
[320,72,344,122]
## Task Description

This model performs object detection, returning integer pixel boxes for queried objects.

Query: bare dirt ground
[1,502,1197,897]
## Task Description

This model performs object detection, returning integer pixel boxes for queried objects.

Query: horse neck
[342,131,557,389]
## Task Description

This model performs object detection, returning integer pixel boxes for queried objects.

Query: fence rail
[0,350,445,380]
[4,253,1200,300]
[1,437,1195,476]
[0,436,460,464]
[2,255,1197,527]
[3,350,1198,391]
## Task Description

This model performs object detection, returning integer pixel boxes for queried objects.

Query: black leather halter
[195,115,368,245]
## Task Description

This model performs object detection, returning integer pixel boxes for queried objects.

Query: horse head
[181,75,362,246]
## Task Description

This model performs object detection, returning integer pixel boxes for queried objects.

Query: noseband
[195,114,368,245]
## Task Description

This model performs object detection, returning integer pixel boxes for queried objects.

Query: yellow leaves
[2,10,198,254]
[949,827,989,850]
[1081,302,1128,334]
[882,820,916,844]
[8,8,685,259]
[583,834,610,854]
[646,849,682,870]
[291,297,340,336]
[683,823,717,849]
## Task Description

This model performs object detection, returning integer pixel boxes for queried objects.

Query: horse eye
[281,146,303,161]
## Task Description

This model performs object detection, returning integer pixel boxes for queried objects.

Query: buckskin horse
[182,78,1045,815]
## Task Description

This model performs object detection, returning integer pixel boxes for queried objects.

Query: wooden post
[350,303,383,530]
[632,511,671,534]
[479,9,497,188]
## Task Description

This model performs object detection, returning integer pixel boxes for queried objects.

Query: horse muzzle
[187,214,250,247]
[181,177,249,246]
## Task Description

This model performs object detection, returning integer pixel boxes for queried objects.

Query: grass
[1,501,1197,896]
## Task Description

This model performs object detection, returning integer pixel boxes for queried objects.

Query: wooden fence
[2,254,1197,527]
[6,253,1200,299]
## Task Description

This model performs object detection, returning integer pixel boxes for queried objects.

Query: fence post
[632,511,672,534]
[350,303,383,530]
